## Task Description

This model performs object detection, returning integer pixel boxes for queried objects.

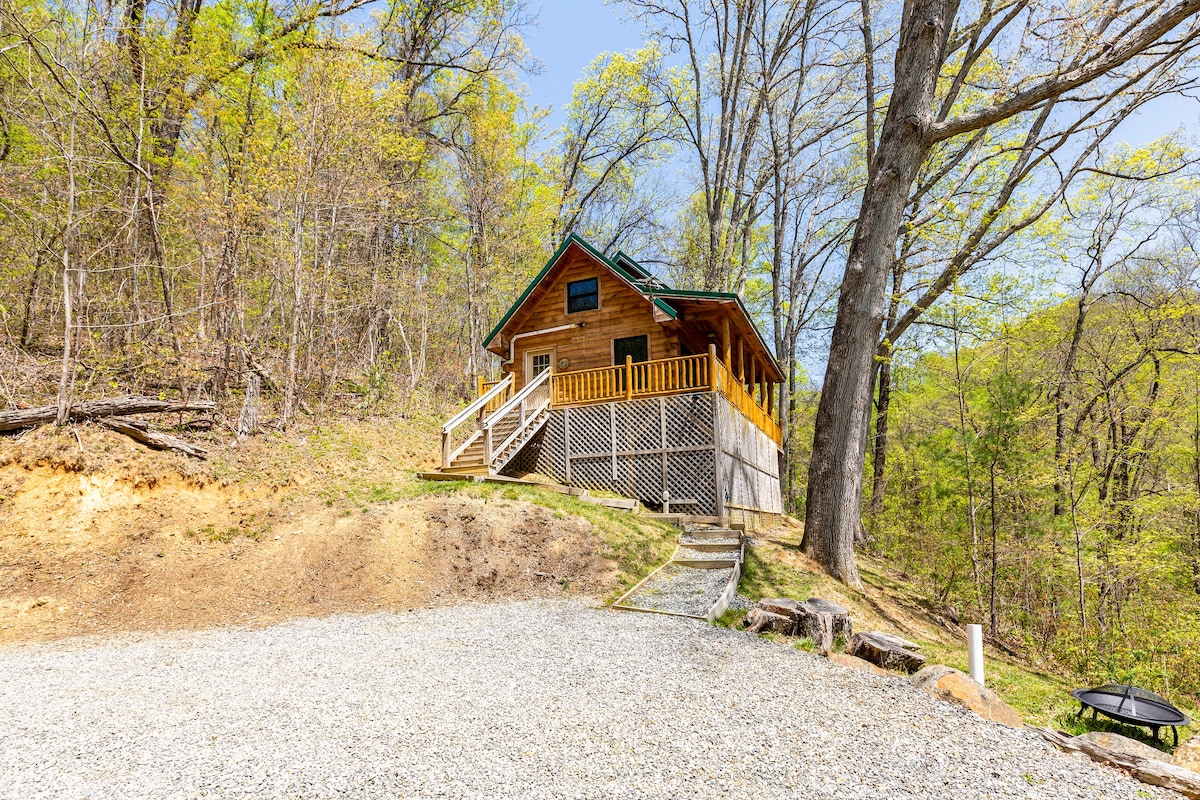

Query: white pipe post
[967,624,985,686]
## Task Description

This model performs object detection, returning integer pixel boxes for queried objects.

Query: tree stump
[794,603,836,653]
[758,598,804,621]
[848,632,927,672]
[743,607,794,635]
[806,598,852,640]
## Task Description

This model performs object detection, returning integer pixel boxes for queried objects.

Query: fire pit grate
[1071,683,1190,746]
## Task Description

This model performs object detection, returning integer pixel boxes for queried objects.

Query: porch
[442,345,781,483]
[479,345,780,444]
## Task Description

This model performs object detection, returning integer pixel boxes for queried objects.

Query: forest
[3,0,1200,702]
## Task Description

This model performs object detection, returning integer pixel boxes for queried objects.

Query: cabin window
[613,335,649,364]
[566,278,599,313]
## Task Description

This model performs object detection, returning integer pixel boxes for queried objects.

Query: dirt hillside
[0,422,619,643]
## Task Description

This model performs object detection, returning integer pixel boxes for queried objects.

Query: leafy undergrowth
[719,527,1196,751]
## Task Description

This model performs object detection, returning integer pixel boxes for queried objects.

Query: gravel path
[0,601,1171,800]
[672,544,739,561]
[622,564,734,616]
[680,534,740,546]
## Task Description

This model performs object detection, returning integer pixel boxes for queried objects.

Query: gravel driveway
[0,600,1170,799]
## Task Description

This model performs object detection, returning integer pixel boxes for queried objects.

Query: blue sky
[521,2,642,129]
[521,1,1200,145]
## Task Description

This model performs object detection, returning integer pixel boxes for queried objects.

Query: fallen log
[1033,726,1200,798]
[100,417,207,459]
[0,396,215,432]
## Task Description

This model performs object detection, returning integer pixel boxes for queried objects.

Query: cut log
[806,598,852,639]
[867,631,922,651]
[1033,727,1200,799]
[743,607,794,635]
[759,598,805,620]
[794,603,836,654]
[100,418,207,459]
[848,632,927,672]
[0,396,215,432]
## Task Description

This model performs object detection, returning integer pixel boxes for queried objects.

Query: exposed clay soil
[0,423,618,643]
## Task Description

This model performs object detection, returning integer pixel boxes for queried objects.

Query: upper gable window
[566,278,599,313]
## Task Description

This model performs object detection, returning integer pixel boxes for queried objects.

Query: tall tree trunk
[802,0,954,587]
[988,462,999,636]
[952,307,982,618]
[20,248,44,348]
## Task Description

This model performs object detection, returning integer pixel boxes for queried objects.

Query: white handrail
[491,387,551,462]
[442,374,513,434]
[484,368,551,427]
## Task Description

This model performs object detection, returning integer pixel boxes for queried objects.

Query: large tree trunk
[802,0,954,587]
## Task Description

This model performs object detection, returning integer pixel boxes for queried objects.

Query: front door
[613,335,648,364]
[525,348,553,387]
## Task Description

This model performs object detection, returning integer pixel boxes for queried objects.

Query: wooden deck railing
[478,377,512,416]
[713,356,782,444]
[478,346,782,446]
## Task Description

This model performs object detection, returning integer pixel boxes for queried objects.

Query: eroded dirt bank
[0,425,617,642]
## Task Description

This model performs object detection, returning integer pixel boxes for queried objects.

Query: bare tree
[805,0,1200,586]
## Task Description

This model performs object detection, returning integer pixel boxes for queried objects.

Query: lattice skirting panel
[717,395,783,515]
[503,391,783,518]
[502,393,720,515]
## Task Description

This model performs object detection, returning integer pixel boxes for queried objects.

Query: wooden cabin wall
[502,250,678,387]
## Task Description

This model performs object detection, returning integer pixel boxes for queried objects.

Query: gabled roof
[484,234,675,351]
[484,233,783,378]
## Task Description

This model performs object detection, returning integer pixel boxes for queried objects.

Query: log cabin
[438,234,784,527]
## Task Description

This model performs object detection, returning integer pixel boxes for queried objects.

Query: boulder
[848,632,927,673]
[1078,732,1170,764]
[1175,736,1200,773]
[910,665,1022,728]
[805,598,852,639]
[828,652,886,676]
[743,607,794,635]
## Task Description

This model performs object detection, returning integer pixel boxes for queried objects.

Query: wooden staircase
[441,370,552,476]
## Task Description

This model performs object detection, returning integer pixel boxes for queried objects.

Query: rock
[743,607,794,635]
[828,652,886,676]
[848,632,927,673]
[805,598,852,639]
[910,665,1022,728]
[1078,732,1170,764]
[1175,737,1200,773]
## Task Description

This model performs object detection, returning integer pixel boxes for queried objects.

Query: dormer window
[567,278,599,313]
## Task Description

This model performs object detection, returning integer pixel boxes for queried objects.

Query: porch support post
[721,317,732,368]
[708,343,719,391]
[749,357,757,399]
[767,381,775,419]
[737,337,745,383]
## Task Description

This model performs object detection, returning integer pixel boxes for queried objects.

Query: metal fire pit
[1071,684,1190,746]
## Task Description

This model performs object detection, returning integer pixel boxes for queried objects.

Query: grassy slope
[11,406,1191,751]
[716,528,1196,753]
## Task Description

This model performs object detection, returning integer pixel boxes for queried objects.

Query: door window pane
[530,352,551,378]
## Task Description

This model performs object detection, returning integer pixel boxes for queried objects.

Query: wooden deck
[482,346,782,445]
